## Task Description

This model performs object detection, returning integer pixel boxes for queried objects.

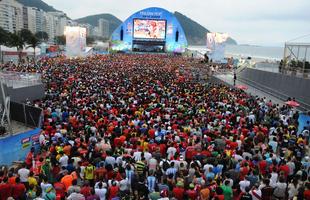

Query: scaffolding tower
[283,34,310,76]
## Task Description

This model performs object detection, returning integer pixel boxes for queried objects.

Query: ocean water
[189,45,284,61]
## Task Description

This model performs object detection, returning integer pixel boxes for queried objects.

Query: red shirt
[54,182,66,198]
[173,187,185,200]
[229,141,238,150]
[0,183,12,200]
[80,186,92,198]
[12,183,26,199]
[108,186,119,200]
[95,168,107,181]
[185,146,195,160]
[214,194,225,200]
[279,165,290,177]
[186,189,197,200]
[259,160,268,175]
[304,189,310,200]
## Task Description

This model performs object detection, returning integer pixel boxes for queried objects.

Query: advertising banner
[0,128,41,165]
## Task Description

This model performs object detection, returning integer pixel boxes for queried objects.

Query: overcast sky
[44,0,310,46]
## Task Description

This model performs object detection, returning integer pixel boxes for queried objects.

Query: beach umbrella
[236,85,248,90]
[285,100,300,107]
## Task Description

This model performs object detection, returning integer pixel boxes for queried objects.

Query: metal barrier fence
[0,71,42,88]
[253,62,310,79]
[10,101,42,128]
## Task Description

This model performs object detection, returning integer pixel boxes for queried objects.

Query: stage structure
[64,26,87,57]
[206,32,229,63]
[283,34,310,76]
[111,7,188,53]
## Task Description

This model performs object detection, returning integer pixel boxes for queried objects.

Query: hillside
[174,12,237,45]
[16,0,58,12]
[75,14,122,36]
[174,12,209,45]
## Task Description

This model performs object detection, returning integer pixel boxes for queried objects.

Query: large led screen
[133,19,166,39]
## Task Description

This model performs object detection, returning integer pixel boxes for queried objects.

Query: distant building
[98,18,109,38]
[25,7,37,34]
[34,8,46,33]
[47,11,68,37]
[0,0,83,44]
[45,13,57,43]
[80,23,92,36]
[0,0,24,33]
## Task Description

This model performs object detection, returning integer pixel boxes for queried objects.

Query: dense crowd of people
[0,54,309,200]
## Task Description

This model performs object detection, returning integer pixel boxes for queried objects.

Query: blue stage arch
[111,7,188,53]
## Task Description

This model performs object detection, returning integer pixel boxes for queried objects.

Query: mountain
[75,14,122,36]
[174,12,237,45]
[16,0,58,12]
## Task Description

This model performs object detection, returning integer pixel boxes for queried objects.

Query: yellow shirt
[28,177,38,186]
[84,165,95,180]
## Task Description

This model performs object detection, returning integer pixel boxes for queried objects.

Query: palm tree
[27,35,39,63]
[8,32,24,63]
[0,27,10,63]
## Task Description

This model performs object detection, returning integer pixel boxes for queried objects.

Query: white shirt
[18,168,30,182]
[39,134,46,145]
[270,172,278,187]
[40,182,52,197]
[144,152,152,162]
[67,192,85,200]
[105,156,116,166]
[133,151,142,161]
[239,180,250,193]
[59,155,69,167]
[95,188,107,200]
[166,147,177,159]
[203,164,214,172]
[249,189,262,200]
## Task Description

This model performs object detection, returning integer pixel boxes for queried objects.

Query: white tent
[0,45,41,55]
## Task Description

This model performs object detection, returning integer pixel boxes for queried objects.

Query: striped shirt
[166,167,177,177]
[136,161,146,174]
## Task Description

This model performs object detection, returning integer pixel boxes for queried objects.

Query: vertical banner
[64,26,87,57]
[206,32,229,63]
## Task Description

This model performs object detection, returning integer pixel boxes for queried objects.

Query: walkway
[214,73,285,107]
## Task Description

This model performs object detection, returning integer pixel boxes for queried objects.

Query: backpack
[162,160,170,171]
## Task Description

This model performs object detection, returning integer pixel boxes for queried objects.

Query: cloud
[43,0,310,46]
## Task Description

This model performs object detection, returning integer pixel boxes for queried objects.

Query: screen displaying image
[133,19,166,39]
